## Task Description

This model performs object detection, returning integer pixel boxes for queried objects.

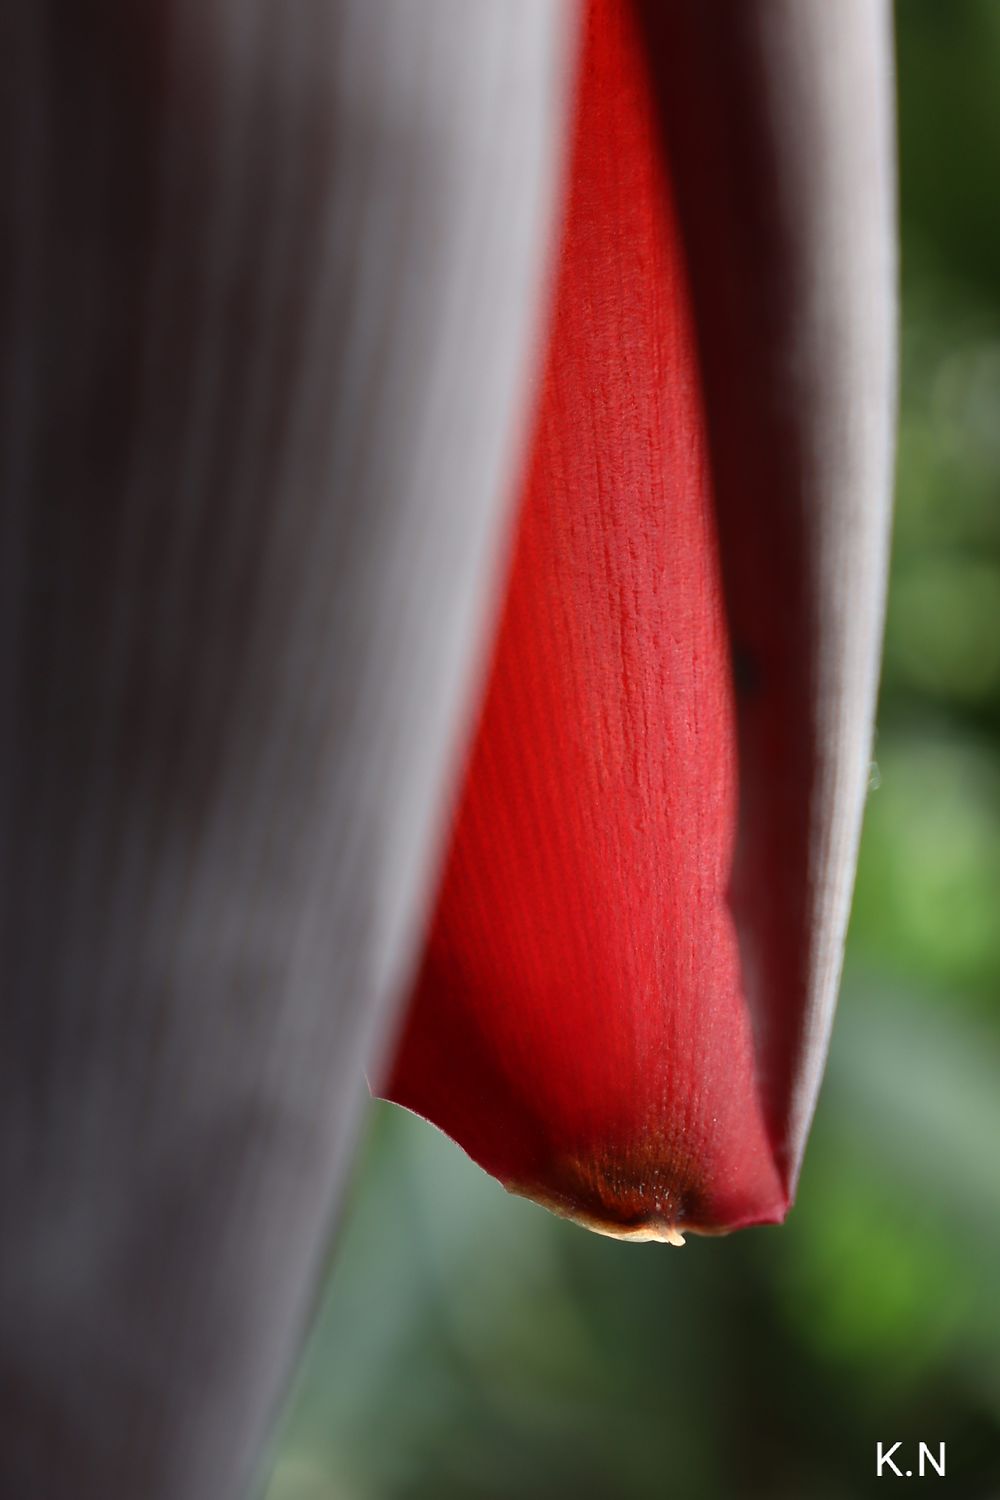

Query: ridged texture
[383,0,897,1238]
[0,4,574,1496]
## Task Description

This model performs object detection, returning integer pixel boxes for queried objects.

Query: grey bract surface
[0,4,574,1496]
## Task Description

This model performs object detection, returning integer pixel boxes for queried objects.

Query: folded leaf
[381,0,896,1241]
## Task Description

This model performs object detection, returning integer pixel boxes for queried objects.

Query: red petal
[380,0,786,1240]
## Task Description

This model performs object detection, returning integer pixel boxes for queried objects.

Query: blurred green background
[263,6,1000,1496]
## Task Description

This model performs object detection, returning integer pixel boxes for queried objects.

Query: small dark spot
[732,645,762,701]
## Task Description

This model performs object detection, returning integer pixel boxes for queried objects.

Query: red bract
[380,0,895,1241]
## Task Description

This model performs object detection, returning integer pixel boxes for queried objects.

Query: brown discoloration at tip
[503,1138,720,1243]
